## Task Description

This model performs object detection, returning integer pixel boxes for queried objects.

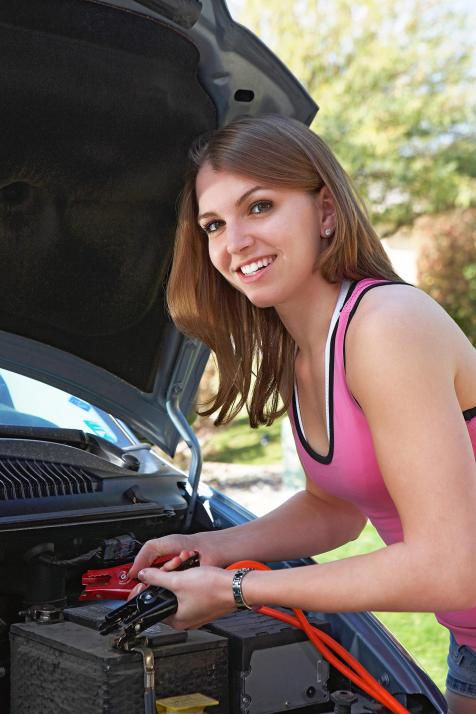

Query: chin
[229,280,277,308]
[245,293,278,310]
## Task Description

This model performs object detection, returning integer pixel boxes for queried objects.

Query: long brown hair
[167,115,400,427]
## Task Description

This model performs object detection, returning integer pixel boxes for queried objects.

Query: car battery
[206,610,330,714]
[10,601,228,714]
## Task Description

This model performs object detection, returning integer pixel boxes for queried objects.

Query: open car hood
[0,0,317,455]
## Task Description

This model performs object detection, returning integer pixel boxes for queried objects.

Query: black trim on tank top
[291,280,357,465]
[464,406,476,421]
[344,280,359,308]
[343,281,410,371]
[342,281,475,423]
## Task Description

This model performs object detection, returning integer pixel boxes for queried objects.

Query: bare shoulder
[345,284,471,400]
[347,283,466,354]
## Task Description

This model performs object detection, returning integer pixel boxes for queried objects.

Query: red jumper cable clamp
[81,554,199,649]
[80,553,199,601]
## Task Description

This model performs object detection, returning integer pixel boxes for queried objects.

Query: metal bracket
[166,338,208,531]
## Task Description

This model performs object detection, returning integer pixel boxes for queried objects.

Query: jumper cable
[227,560,411,714]
[88,555,410,714]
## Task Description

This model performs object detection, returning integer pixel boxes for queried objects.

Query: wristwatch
[231,568,253,610]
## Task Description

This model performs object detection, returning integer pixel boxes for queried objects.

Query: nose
[226,221,254,255]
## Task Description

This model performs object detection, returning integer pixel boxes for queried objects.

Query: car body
[0,1,446,712]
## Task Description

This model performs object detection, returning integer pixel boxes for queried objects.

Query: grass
[202,415,283,465]
[203,418,449,691]
[317,523,449,692]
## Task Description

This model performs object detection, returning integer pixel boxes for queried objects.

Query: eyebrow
[197,185,266,222]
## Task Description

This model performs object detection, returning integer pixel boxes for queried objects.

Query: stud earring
[324,228,333,237]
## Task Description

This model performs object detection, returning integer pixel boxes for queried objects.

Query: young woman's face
[196,163,334,309]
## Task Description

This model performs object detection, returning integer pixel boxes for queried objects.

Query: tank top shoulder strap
[340,278,395,321]
[336,278,404,368]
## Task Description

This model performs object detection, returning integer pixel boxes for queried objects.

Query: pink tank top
[289,278,476,647]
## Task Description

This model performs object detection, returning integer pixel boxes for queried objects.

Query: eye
[249,200,272,215]
[201,219,224,235]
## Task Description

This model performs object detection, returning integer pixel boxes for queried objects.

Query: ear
[317,186,336,237]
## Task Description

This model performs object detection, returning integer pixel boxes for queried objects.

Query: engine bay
[0,432,443,713]
[0,431,189,708]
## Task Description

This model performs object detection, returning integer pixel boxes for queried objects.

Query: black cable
[38,547,101,567]
[144,689,156,714]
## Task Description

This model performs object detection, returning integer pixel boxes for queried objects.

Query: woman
[128,115,476,712]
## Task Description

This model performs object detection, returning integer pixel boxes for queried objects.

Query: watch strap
[231,568,253,610]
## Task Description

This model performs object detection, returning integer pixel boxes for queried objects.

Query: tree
[417,209,476,345]
[234,0,476,234]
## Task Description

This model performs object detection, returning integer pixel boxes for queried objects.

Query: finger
[127,582,146,600]
[162,614,185,630]
[128,541,163,579]
[137,567,175,588]
[161,550,197,572]
[160,555,183,572]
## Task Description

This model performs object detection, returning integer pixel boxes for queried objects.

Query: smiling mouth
[239,255,276,276]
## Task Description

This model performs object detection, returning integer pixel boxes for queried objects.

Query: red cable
[226,560,410,714]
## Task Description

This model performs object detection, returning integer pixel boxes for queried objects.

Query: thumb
[137,567,176,589]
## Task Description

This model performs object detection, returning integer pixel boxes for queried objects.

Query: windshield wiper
[0,426,139,471]
[0,425,89,449]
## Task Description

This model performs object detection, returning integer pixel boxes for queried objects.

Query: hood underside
[0,0,317,453]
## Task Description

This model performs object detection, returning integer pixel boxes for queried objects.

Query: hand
[126,547,198,599]
[126,532,223,599]
[133,565,236,630]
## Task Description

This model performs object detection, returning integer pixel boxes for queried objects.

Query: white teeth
[240,257,274,275]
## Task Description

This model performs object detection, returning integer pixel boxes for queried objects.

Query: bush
[417,209,476,345]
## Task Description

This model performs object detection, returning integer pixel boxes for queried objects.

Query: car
[0,1,446,713]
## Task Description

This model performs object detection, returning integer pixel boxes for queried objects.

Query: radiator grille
[0,458,101,500]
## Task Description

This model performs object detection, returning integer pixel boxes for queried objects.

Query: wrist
[204,527,233,557]
[231,568,254,610]
[240,569,261,609]
[215,569,237,611]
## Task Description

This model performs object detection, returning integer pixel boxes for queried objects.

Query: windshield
[0,368,135,449]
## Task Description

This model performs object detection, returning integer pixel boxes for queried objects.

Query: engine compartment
[0,432,192,708]
[0,433,443,713]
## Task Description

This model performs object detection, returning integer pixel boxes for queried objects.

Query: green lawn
[317,523,449,692]
[204,418,449,692]
[203,415,283,464]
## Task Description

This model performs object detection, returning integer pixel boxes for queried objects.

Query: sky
[226,0,476,58]
[225,0,476,101]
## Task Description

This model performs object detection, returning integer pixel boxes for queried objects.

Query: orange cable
[226,560,410,714]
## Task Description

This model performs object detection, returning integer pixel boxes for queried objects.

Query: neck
[275,274,342,359]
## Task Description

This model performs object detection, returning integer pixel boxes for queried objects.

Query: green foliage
[202,415,282,464]
[417,209,476,344]
[235,0,476,233]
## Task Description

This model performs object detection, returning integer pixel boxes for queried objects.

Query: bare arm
[128,480,366,577]
[134,288,476,628]
[198,480,366,564]
[240,288,476,614]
